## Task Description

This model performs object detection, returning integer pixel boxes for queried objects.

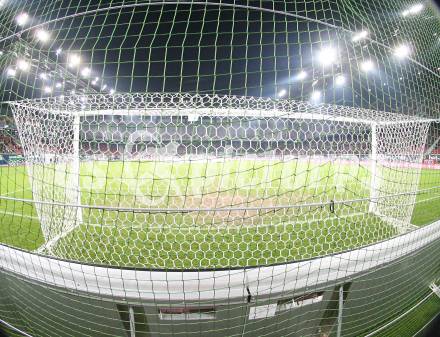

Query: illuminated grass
[0,161,438,268]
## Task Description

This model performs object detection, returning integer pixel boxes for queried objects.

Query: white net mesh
[0,0,439,336]
[9,93,431,268]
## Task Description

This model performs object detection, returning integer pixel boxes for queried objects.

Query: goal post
[72,112,83,226]
[369,123,378,215]
[368,121,431,233]
[9,103,84,253]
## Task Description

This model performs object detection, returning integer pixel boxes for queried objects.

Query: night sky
[0,0,438,118]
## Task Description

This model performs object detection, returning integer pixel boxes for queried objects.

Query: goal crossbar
[8,93,434,126]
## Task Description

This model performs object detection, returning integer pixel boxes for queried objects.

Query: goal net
[0,1,439,335]
[9,93,431,266]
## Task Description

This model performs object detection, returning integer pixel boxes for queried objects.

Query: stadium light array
[360,60,375,72]
[352,30,369,42]
[16,59,30,72]
[402,3,424,17]
[15,12,29,26]
[35,29,50,43]
[317,46,338,66]
[394,44,411,59]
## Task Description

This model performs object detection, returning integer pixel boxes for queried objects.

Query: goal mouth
[6,93,432,269]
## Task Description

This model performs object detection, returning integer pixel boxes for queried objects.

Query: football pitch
[0,159,439,269]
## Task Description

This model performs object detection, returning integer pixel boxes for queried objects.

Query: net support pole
[129,306,136,337]
[72,113,83,225]
[336,285,344,337]
[430,283,440,299]
[369,123,378,214]
[424,135,440,156]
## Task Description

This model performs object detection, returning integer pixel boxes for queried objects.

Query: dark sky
[0,0,439,119]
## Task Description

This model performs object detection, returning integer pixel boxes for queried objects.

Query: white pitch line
[78,211,367,230]
[0,209,38,220]
[0,187,32,197]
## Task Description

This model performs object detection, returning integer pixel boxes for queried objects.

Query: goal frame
[8,93,433,251]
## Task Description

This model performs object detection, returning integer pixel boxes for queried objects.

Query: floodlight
[67,54,81,68]
[310,90,322,101]
[81,67,91,78]
[39,73,48,80]
[410,4,424,14]
[317,46,338,66]
[109,89,115,95]
[35,29,50,43]
[6,68,16,77]
[335,75,346,86]
[56,48,62,56]
[352,30,369,42]
[15,13,29,26]
[43,86,52,94]
[360,60,375,72]
[277,89,287,98]
[55,82,62,88]
[16,59,30,72]
[296,70,307,80]
[403,3,424,16]
[394,44,411,59]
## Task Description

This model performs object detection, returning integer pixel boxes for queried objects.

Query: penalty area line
[80,211,367,229]
[0,209,38,220]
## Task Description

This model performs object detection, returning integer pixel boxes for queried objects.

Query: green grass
[374,294,440,337]
[412,168,440,226]
[0,160,439,269]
